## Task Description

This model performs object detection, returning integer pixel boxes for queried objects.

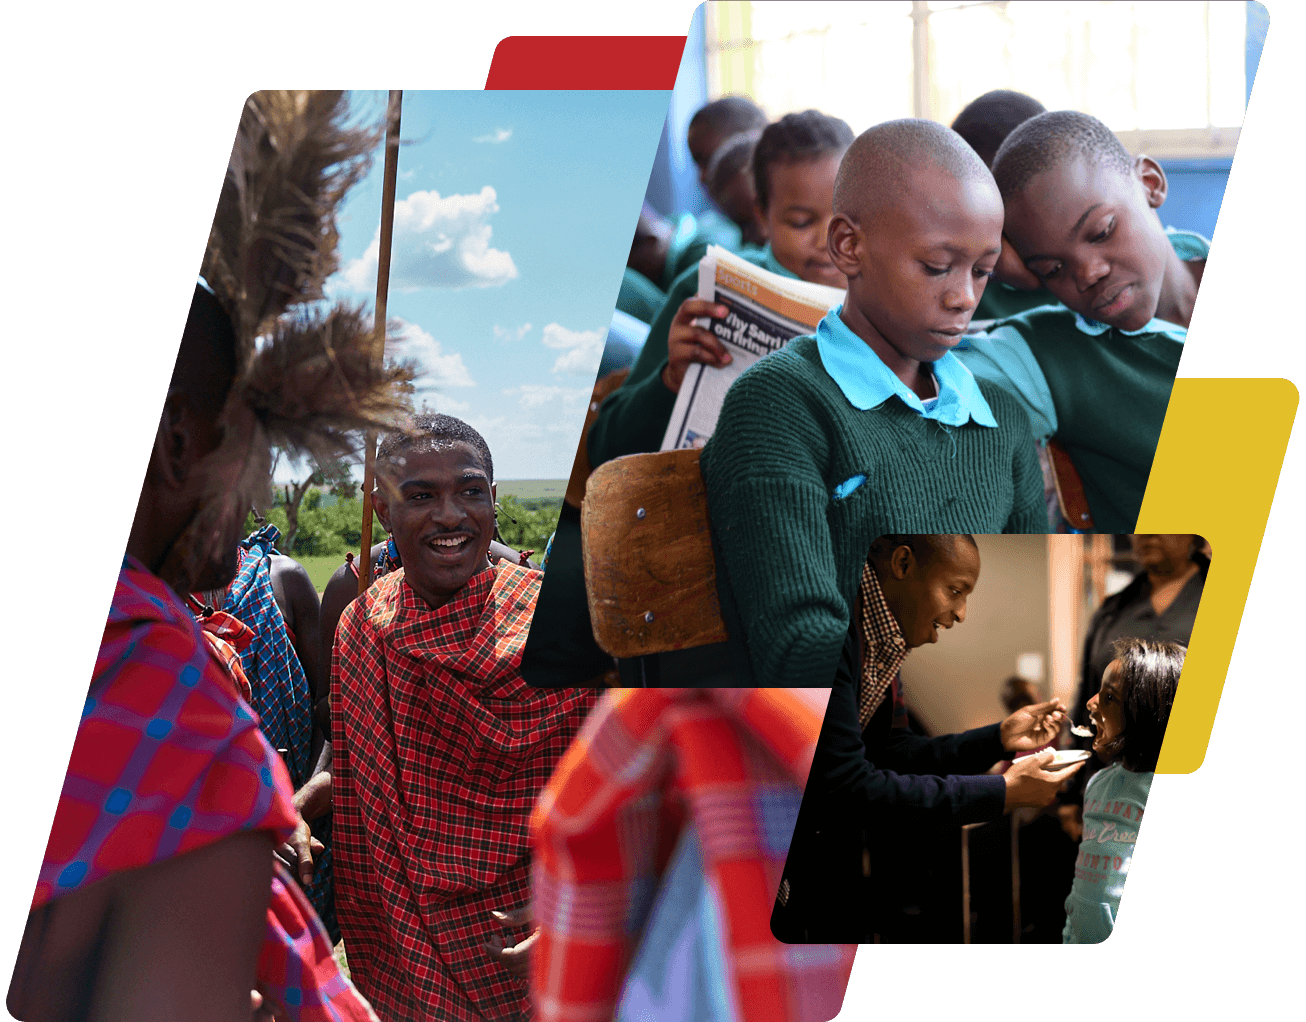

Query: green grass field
[299,554,347,593]
[495,479,568,499]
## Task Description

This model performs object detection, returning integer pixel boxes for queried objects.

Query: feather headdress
[161,90,416,591]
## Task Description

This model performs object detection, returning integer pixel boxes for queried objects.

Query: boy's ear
[828,213,863,278]
[1134,155,1168,210]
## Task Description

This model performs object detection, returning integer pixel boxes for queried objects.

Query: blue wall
[1159,159,1233,240]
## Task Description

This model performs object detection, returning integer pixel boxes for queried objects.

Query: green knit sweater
[698,334,1046,688]
[587,245,775,466]
[994,307,1184,533]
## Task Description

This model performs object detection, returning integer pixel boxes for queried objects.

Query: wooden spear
[358,90,403,596]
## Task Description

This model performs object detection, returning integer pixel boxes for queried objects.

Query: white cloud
[541,322,605,376]
[387,319,475,390]
[339,187,517,292]
[473,384,593,479]
[473,128,512,144]
[494,322,532,342]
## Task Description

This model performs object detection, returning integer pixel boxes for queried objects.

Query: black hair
[172,282,239,422]
[753,110,854,212]
[991,110,1133,201]
[868,533,978,567]
[688,96,768,142]
[706,128,762,197]
[1099,637,1185,773]
[378,412,493,484]
[950,89,1047,168]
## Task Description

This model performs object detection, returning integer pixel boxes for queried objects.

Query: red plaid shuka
[194,604,257,702]
[530,688,858,1022]
[32,557,376,1022]
[331,562,597,1022]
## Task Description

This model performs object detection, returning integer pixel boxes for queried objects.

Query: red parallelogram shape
[484,36,686,89]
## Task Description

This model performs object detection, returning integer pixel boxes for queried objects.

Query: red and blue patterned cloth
[530,687,858,1022]
[33,555,373,1021]
[218,524,338,943]
[331,562,596,1022]
[222,525,314,789]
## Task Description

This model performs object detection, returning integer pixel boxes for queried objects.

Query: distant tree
[271,451,359,552]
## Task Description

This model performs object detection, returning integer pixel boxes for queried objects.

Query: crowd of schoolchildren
[8,82,1200,1022]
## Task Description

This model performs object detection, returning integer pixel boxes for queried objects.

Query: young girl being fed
[1064,636,1184,943]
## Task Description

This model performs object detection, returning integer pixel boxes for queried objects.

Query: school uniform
[586,244,779,468]
[955,230,1209,533]
[662,209,744,289]
[615,266,666,325]
[975,280,1057,321]
[698,307,1046,689]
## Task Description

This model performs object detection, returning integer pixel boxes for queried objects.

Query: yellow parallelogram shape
[1141,378,1298,773]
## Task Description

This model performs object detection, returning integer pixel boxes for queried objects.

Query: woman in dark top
[1062,534,1207,835]
[1074,534,1208,733]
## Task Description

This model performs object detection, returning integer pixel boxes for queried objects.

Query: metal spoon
[1070,724,1094,738]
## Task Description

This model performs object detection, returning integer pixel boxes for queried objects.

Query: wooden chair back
[581,448,728,658]
[1046,439,1095,530]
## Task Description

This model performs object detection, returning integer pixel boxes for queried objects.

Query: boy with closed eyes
[955,110,1207,533]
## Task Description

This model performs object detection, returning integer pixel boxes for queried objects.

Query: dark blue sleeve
[875,722,1007,778]
[808,634,1008,829]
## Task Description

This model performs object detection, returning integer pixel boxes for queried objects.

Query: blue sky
[292,89,669,482]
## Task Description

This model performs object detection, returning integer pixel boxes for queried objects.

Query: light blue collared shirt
[954,226,1200,445]
[955,310,1186,445]
[815,306,998,428]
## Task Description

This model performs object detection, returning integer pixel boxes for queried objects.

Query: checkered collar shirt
[858,563,909,729]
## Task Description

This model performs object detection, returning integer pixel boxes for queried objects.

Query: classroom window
[704,1,1246,159]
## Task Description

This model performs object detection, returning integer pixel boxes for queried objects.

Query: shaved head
[833,119,994,224]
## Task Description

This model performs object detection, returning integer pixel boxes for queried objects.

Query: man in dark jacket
[772,534,1082,942]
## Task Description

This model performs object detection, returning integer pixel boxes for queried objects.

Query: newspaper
[660,246,845,451]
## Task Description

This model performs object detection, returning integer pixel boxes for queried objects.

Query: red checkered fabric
[195,607,257,702]
[331,562,596,1022]
[530,688,858,1022]
[34,557,375,1022]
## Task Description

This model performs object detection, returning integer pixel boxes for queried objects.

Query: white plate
[1014,748,1091,767]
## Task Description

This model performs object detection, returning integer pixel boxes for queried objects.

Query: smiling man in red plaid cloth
[530,687,857,1022]
[331,414,596,1022]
